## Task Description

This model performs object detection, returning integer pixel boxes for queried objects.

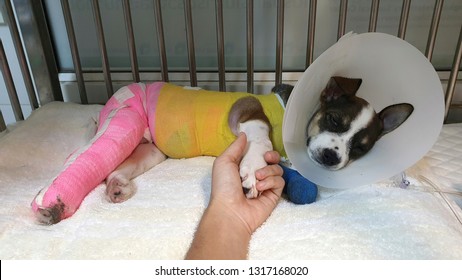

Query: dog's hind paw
[106,175,137,203]
[35,200,65,225]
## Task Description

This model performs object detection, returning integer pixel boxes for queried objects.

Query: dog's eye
[326,113,340,127]
[350,144,370,160]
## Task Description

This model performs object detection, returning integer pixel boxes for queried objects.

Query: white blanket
[1,102,461,259]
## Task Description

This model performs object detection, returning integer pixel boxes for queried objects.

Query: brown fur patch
[228,96,271,136]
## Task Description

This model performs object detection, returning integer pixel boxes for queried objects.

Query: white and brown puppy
[306,76,414,170]
[106,77,413,204]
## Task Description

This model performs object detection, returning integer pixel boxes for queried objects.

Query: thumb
[220,132,247,164]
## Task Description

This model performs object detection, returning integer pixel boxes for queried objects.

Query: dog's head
[306,76,414,170]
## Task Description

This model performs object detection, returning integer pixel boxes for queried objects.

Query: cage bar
[275,0,284,86]
[445,25,462,122]
[0,40,24,121]
[425,0,444,61]
[215,0,226,91]
[306,0,317,68]
[61,0,88,104]
[154,0,169,82]
[368,0,380,32]
[184,0,197,87]
[0,109,6,132]
[337,0,348,40]
[398,0,411,39]
[122,0,140,83]
[246,0,254,93]
[3,0,38,109]
[91,0,113,97]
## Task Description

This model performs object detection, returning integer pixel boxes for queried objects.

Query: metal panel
[215,0,226,91]
[154,0,168,82]
[184,0,197,87]
[0,39,24,121]
[122,0,140,83]
[12,0,62,104]
[91,0,113,97]
[306,0,317,68]
[2,0,38,109]
[61,0,88,104]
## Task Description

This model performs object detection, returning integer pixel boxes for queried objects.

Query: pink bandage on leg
[31,84,151,222]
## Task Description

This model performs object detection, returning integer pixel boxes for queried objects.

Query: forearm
[185,202,251,260]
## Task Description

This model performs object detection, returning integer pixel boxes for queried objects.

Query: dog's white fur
[238,120,273,198]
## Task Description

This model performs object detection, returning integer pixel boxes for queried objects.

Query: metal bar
[154,0,168,82]
[444,25,462,122]
[122,0,140,83]
[275,0,284,86]
[368,0,380,32]
[184,0,197,87]
[215,0,226,91]
[12,0,62,104]
[2,0,38,109]
[337,0,348,40]
[305,0,317,68]
[246,0,254,93]
[425,0,444,61]
[0,40,24,121]
[61,0,88,104]
[398,0,411,39]
[0,109,6,132]
[91,0,113,97]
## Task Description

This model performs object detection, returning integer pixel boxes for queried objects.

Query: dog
[34,77,413,224]
[306,76,414,170]
[106,77,414,204]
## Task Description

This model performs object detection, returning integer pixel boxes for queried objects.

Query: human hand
[209,132,285,235]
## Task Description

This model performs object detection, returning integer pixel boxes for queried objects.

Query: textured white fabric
[0,102,461,259]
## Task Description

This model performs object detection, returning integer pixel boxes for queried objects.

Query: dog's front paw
[106,175,136,203]
[35,199,66,225]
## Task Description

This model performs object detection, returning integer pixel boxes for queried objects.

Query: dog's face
[306,76,414,170]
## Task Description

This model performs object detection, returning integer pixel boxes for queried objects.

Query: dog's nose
[321,149,340,167]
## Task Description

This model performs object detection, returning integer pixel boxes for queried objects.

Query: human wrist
[207,200,253,238]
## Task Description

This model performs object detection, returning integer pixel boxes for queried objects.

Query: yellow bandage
[154,84,285,158]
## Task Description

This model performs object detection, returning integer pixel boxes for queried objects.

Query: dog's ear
[322,76,362,102]
[379,103,414,136]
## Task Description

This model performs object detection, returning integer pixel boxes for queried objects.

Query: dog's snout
[321,149,340,167]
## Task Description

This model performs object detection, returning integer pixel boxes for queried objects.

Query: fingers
[263,150,280,165]
[256,175,285,192]
[255,164,284,192]
[255,163,283,180]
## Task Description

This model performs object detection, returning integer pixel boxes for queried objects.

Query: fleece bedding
[0,102,461,259]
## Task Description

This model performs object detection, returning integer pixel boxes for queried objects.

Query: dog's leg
[229,96,273,198]
[106,143,166,203]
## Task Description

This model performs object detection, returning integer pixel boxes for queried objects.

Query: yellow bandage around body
[154,84,286,158]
